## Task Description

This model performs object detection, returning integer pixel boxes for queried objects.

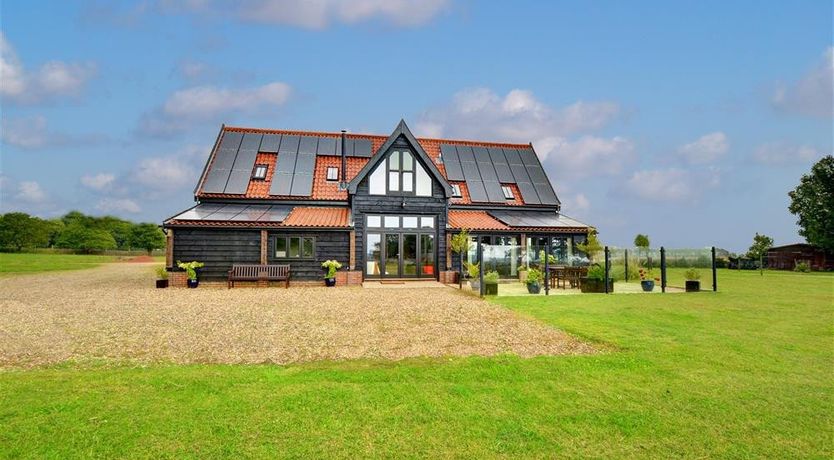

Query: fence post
[544,238,550,295]
[660,246,666,293]
[604,246,610,294]
[712,246,717,292]
[624,249,629,282]
[478,238,484,298]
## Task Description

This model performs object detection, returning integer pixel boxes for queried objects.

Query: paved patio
[0,263,594,368]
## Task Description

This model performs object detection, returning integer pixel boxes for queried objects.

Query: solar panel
[483,181,506,203]
[440,145,464,180]
[212,145,239,170]
[488,210,562,228]
[257,205,293,222]
[518,148,539,166]
[269,173,293,196]
[270,144,298,196]
[354,139,372,157]
[298,136,318,155]
[343,139,356,157]
[294,151,316,175]
[525,164,548,183]
[223,169,251,195]
[488,148,514,183]
[278,135,300,154]
[533,183,560,205]
[456,145,475,162]
[474,148,498,181]
[259,134,281,153]
[219,131,243,150]
[316,137,337,156]
[515,181,541,205]
[229,206,268,221]
[202,168,230,193]
[289,173,314,196]
[239,132,262,151]
[467,180,489,202]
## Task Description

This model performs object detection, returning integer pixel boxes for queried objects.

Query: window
[451,184,462,197]
[384,216,399,228]
[369,149,432,196]
[326,167,339,181]
[420,216,434,228]
[252,164,268,180]
[275,236,315,259]
[402,216,419,228]
[367,215,381,228]
[501,185,514,200]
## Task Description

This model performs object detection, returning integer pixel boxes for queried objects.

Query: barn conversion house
[163,120,592,286]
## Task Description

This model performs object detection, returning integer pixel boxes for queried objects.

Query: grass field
[0,269,831,458]
[0,253,119,274]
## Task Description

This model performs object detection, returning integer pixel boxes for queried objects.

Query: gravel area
[0,263,594,368]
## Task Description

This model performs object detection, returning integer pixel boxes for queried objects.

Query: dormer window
[326,167,339,181]
[252,164,268,180]
[451,184,462,197]
[501,185,514,200]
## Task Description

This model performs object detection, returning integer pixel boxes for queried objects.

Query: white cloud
[80,173,116,191]
[621,167,721,204]
[677,131,729,164]
[174,59,209,80]
[96,198,141,214]
[772,47,834,118]
[1,115,105,150]
[0,32,96,104]
[15,181,48,204]
[128,144,209,194]
[564,193,590,213]
[161,0,450,29]
[541,135,636,178]
[752,143,822,165]
[138,82,292,137]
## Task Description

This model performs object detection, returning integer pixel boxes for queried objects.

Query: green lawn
[0,253,165,275]
[1,270,831,458]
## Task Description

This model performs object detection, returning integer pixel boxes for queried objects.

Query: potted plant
[321,260,342,287]
[638,268,659,292]
[484,270,499,295]
[177,260,204,288]
[155,265,169,289]
[526,267,543,294]
[580,264,614,293]
[466,262,480,292]
[517,265,528,283]
[684,268,701,292]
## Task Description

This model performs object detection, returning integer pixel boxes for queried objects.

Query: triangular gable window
[369,148,432,196]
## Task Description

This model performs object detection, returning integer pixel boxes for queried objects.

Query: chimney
[340,130,347,189]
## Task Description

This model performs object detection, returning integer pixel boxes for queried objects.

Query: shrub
[321,260,342,278]
[586,264,605,281]
[154,265,168,280]
[517,265,528,272]
[484,271,499,284]
[794,261,811,273]
[526,267,543,285]
[176,261,204,280]
[685,268,701,280]
[466,262,480,279]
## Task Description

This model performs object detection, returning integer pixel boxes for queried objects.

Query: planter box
[484,283,498,295]
[641,280,655,292]
[469,280,480,292]
[155,279,168,289]
[187,279,199,288]
[580,277,614,293]
[324,277,336,287]
[526,282,541,294]
[685,280,700,292]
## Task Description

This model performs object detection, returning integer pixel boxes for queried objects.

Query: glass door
[420,234,435,277]
[366,233,382,276]
[385,234,400,277]
[402,234,417,276]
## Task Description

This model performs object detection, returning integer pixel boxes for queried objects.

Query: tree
[0,212,50,250]
[788,155,834,252]
[634,234,651,269]
[99,216,134,249]
[130,223,166,254]
[450,228,472,289]
[56,224,117,253]
[746,232,774,276]
[576,229,603,261]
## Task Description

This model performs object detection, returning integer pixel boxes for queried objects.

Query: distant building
[766,244,833,271]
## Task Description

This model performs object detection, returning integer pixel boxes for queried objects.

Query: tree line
[0,211,166,254]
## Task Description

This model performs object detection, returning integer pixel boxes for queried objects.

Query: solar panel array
[172,203,294,223]
[203,130,375,197]
[488,210,563,228]
[439,144,560,205]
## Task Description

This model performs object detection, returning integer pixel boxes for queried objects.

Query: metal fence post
[604,246,610,294]
[660,246,666,293]
[478,238,484,298]
[712,246,717,292]
[624,249,629,282]
[544,238,550,295]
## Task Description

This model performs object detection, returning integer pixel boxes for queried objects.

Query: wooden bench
[228,264,290,289]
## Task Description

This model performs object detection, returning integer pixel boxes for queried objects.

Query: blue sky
[1,0,831,252]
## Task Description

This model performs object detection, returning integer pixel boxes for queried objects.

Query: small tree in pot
[155,265,169,289]
[321,260,342,287]
[466,262,480,292]
[484,270,499,295]
[684,268,701,292]
[177,260,204,288]
[450,229,472,289]
[526,267,543,294]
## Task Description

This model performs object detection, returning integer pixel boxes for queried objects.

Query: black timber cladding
[173,228,261,279]
[267,231,350,280]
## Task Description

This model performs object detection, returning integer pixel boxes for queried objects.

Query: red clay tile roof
[197,126,540,206]
[447,210,510,231]
[281,207,350,228]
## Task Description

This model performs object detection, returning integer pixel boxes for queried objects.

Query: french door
[366,232,435,278]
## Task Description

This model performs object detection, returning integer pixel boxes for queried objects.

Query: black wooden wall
[267,231,350,280]
[173,228,261,280]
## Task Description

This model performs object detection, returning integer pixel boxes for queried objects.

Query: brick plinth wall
[169,271,188,287]
[439,270,458,284]
[335,270,363,286]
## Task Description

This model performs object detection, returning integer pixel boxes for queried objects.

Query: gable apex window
[451,184,462,197]
[326,166,339,181]
[252,164,268,180]
[501,185,514,200]
[369,149,432,197]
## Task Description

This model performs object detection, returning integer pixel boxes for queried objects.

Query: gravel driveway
[0,263,594,368]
